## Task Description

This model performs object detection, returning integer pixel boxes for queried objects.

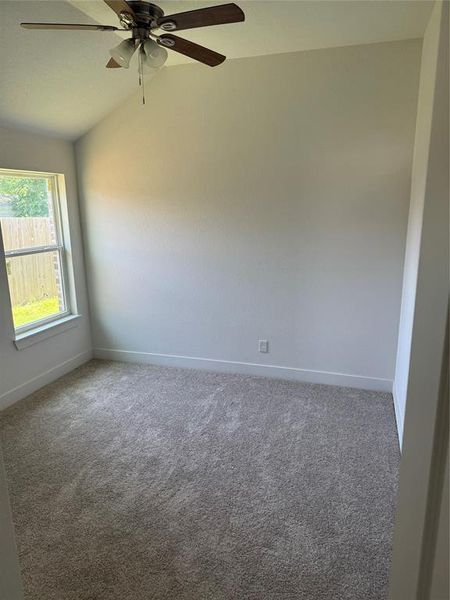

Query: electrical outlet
[259,339,269,353]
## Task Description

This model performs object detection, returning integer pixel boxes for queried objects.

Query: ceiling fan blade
[158,34,225,67]
[106,57,122,68]
[103,0,136,19]
[21,22,118,31]
[157,3,244,32]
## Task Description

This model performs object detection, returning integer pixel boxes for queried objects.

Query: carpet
[0,359,399,600]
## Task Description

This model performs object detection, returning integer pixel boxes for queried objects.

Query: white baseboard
[0,349,93,411]
[94,347,393,392]
[392,379,405,450]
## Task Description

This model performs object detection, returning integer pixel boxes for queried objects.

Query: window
[0,169,73,333]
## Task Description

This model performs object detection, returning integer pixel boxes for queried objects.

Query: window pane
[5,251,66,329]
[0,175,58,251]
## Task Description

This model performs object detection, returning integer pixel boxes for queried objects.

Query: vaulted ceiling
[0,0,432,139]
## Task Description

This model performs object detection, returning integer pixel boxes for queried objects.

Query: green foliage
[12,296,59,328]
[0,176,49,217]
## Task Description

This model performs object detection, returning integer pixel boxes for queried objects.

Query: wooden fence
[1,218,62,306]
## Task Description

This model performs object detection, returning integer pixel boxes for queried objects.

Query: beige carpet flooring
[0,359,399,600]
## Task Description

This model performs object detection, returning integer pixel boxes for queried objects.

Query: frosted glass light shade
[142,39,168,70]
[109,39,136,68]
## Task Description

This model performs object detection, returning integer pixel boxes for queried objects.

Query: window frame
[0,168,74,335]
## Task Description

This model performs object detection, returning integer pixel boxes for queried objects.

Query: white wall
[76,40,420,391]
[389,1,449,597]
[393,0,445,445]
[430,449,449,600]
[0,125,92,408]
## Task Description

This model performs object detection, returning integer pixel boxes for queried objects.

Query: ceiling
[0,0,433,140]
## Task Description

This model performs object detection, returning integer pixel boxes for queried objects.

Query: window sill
[14,314,81,351]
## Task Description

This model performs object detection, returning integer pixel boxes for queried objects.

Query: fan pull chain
[138,44,146,105]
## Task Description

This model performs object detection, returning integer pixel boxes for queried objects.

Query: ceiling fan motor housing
[126,1,164,28]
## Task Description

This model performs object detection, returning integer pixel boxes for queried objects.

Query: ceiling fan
[21,1,245,101]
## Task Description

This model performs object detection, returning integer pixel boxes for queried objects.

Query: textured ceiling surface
[0,0,432,139]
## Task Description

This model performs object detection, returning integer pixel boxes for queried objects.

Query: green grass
[12,296,60,328]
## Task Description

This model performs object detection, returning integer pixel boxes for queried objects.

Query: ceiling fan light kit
[21,0,245,103]
[142,38,168,68]
[109,38,136,68]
